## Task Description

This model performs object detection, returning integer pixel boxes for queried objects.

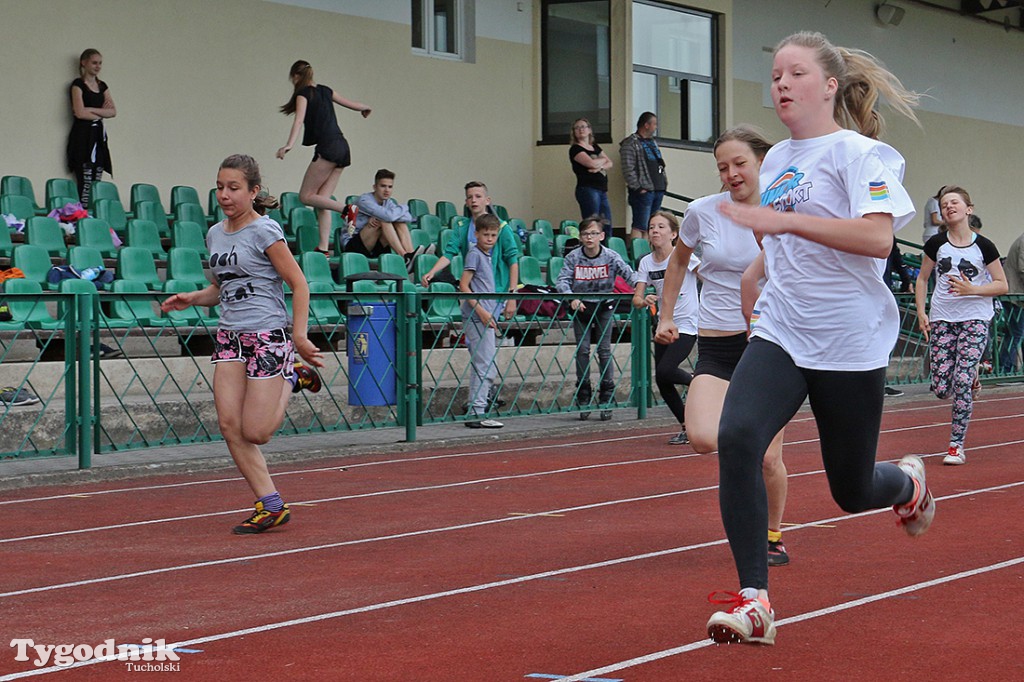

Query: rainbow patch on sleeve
[869,181,889,201]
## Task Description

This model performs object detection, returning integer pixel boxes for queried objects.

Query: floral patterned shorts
[211,328,295,380]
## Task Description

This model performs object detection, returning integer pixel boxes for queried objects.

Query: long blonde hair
[776,31,920,139]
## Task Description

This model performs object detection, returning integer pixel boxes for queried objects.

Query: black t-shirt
[300,84,343,147]
[72,77,107,108]
[569,144,608,192]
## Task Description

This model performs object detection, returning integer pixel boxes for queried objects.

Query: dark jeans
[627,188,665,231]
[572,304,615,403]
[575,186,613,240]
[717,338,915,590]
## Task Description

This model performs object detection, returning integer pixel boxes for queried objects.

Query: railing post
[77,292,93,469]
[397,285,420,442]
[631,304,650,419]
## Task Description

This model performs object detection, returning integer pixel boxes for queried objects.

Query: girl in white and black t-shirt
[915,186,1007,466]
[702,32,934,647]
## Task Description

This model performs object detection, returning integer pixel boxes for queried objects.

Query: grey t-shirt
[206,215,290,331]
[460,244,502,318]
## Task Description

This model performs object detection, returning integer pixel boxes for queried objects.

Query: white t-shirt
[752,129,916,371]
[680,192,762,332]
[923,232,1000,323]
[638,250,700,335]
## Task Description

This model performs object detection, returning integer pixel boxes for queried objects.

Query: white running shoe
[894,455,935,537]
[706,591,776,645]
[943,444,966,466]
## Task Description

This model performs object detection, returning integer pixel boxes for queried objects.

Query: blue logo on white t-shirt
[761,166,812,212]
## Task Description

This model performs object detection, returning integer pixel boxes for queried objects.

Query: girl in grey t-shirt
[162,154,324,535]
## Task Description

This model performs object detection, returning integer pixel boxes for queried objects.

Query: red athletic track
[2,390,1023,681]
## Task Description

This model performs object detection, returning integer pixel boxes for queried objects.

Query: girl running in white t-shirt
[655,126,792,567]
[703,31,934,646]
[634,211,698,445]
[915,186,1007,466]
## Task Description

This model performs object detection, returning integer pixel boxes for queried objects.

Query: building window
[541,0,611,144]
[413,0,463,59]
[632,1,718,147]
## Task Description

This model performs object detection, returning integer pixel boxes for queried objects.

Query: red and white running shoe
[706,591,776,645]
[894,455,935,536]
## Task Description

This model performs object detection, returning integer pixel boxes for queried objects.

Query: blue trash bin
[345,273,404,406]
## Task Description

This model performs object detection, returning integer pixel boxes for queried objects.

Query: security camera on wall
[876,2,906,26]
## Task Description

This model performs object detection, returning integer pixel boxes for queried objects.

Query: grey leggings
[717,339,916,590]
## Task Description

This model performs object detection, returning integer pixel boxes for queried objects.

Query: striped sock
[258,491,284,513]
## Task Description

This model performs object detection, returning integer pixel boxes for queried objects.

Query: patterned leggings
[929,319,989,446]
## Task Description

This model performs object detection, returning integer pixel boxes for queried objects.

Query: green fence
[1,288,1021,467]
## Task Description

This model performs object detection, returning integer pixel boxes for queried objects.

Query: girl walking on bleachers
[634,211,697,445]
[914,186,1007,466]
[701,32,934,645]
[655,126,791,567]
[161,155,324,535]
[276,60,371,254]
[66,49,116,208]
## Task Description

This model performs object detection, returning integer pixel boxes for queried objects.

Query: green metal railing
[1,288,1021,467]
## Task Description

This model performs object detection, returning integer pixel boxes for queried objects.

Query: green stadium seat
[435,201,458,226]
[67,246,107,284]
[1,175,44,215]
[166,247,208,289]
[559,219,579,235]
[0,223,13,258]
[307,280,344,326]
[337,251,373,288]
[89,181,123,210]
[377,253,409,292]
[76,218,119,258]
[438,228,454,254]
[289,206,317,243]
[300,251,342,291]
[130,183,166,215]
[554,234,575,256]
[527,232,552,263]
[25,217,68,256]
[608,236,629,263]
[407,198,429,221]
[295,224,320,255]
[174,202,207,227]
[492,205,510,222]
[109,279,166,326]
[424,281,461,323]
[418,214,443,241]
[127,219,167,259]
[171,221,209,259]
[632,238,652,265]
[409,228,433,252]
[1,194,36,222]
[134,201,170,238]
[45,178,79,205]
[57,277,135,329]
[12,245,55,287]
[532,219,554,242]
[547,256,564,286]
[170,186,203,213]
[95,199,128,235]
[160,279,216,325]
[412,253,439,285]
[3,279,59,329]
[279,192,304,228]
[449,253,464,280]
[117,246,163,290]
[47,195,78,212]
[518,255,546,288]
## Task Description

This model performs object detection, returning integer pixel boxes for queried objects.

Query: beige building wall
[0,0,532,217]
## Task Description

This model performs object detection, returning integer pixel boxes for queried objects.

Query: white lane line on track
[3,472,1021,601]
[7,396,1014,506]
[0,452,706,544]
[2,485,1021,681]
[0,432,687,506]
[555,555,1024,682]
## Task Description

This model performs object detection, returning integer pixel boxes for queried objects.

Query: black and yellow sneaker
[767,539,790,566]
[292,363,322,394]
[232,502,291,535]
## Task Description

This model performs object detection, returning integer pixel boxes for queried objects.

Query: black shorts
[693,332,748,381]
[312,136,351,168]
[344,231,386,259]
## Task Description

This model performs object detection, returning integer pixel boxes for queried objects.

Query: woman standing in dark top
[276,60,371,254]
[66,49,116,208]
[568,118,613,240]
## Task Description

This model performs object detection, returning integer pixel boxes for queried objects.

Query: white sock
[739,587,759,601]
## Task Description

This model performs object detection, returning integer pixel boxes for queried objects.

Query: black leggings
[654,333,695,423]
[717,338,915,590]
